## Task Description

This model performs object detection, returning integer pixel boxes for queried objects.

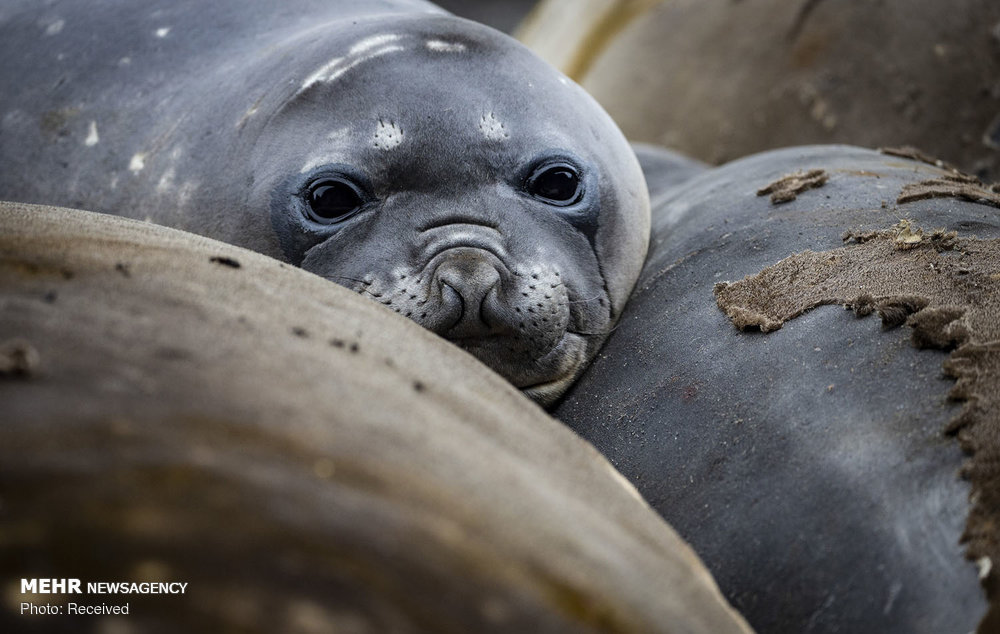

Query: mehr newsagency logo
[18,578,189,616]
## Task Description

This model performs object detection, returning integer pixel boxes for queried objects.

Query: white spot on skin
[177,181,197,207]
[558,76,570,86]
[129,153,146,174]
[479,113,509,141]
[882,581,902,615]
[44,19,65,36]
[84,120,99,146]
[157,168,175,193]
[118,57,131,67]
[155,27,170,38]
[426,39,465,53]
[109,174,119,190]
[979,556,993,580]
[374,119,403,150]
[327,127,351,142]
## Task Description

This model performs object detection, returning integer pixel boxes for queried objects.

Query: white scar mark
[84,120,99,146]
[177,180,197,206]
[374,119,403,150]
[300,35,406,91]
[156,167,175,193]
[299,153,349,174]
[129,153,146,174]
[479,112,509,141]
[327,127,351,143]
[155,27,170,38]
[44,19,65,36]
[426,39,465,53]
[350,33,401,55]
[297,129,353,172]
[301,57,343,90]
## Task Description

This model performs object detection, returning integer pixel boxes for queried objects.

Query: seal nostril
[433,254,505,334]
[440,279,464,313]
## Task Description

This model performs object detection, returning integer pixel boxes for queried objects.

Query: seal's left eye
[305,178,365,223]
[526,163,582,206]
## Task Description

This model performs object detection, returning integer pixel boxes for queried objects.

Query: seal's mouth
[518,332,589,407]
[451,329,588,407]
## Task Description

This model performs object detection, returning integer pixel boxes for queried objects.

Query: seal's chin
[454,330,589,407]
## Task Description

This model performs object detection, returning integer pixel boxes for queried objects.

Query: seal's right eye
[304,177,365,224]
[525,162,583,206]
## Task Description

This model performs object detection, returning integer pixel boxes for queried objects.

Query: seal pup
[0,0,650,405]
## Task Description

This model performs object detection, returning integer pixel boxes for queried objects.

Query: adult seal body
[0,0,649,405]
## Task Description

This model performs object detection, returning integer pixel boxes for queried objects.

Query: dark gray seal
[555,145,994,633]
[0,0,649,405]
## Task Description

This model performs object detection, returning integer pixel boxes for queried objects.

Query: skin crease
[0,2,650,405]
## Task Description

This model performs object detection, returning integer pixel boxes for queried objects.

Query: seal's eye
[526,163,582,206]
[305,177,365,223]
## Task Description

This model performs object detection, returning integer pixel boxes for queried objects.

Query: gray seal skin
[554,145,991,633]
[0,0,649,406]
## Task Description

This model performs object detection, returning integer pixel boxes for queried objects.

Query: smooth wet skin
[0,1,650,404]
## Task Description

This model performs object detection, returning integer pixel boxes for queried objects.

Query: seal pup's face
[252,16,649,405]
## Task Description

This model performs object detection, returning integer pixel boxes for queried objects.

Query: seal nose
[433,252,503,336]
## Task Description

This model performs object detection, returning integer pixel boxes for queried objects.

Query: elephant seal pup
[0,0,650,405]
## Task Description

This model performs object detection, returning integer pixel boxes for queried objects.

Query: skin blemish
[44,19,65,36]
[479,112,509,141]
[84,120,99,146]
[155,27,170,38]
[128,153,146,174]
[374,119,403,150]
[209,256,241,269]
[326,127,351,142]
[0,338,41,378]
[426,39,466,53]
[156,167,175,193]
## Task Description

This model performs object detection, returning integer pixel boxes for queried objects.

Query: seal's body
[0,0,649,404]
[555,145,990,633]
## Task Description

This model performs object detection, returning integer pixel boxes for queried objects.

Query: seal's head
[250,14,649,405]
